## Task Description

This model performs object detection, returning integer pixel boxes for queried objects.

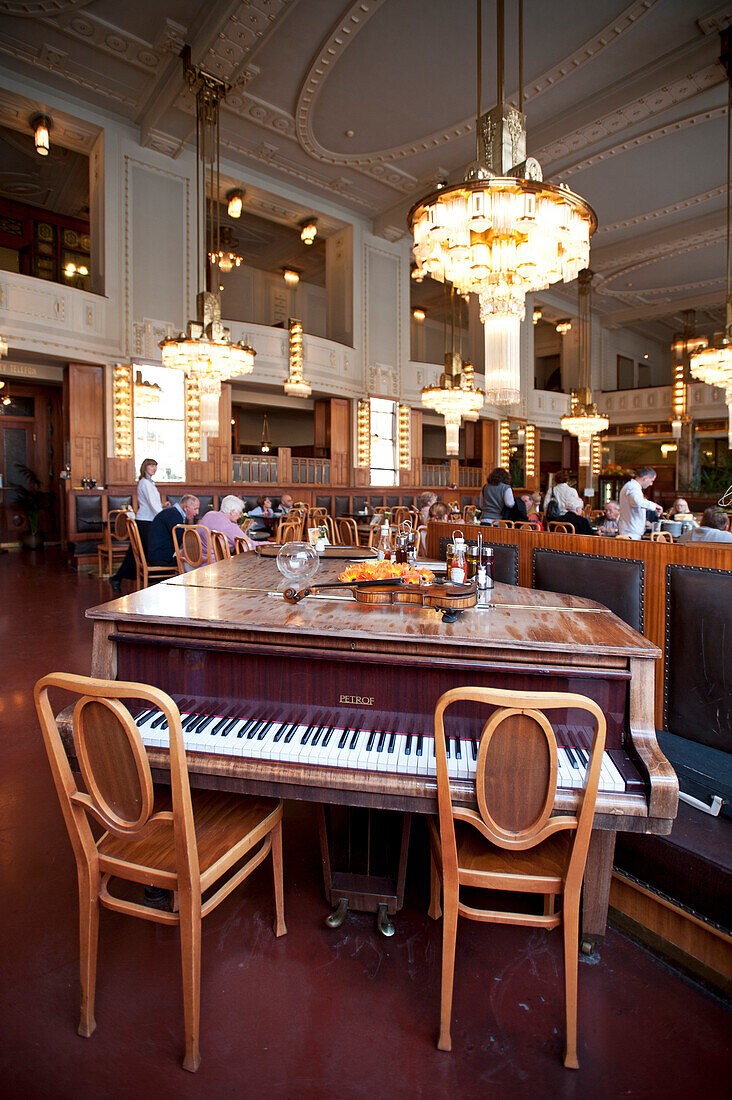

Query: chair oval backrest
[110,509,129,542]
[651,531,672,542]
[495,520,514,529]
[231,538,250,555]
[72,695,154,834]
[338,518,359,546]
[277,521,298,545]
[549,522,573,533]
[173,524,210,570]
[126,516,144,568]
[476,707,557,842]
[210,530,230,561]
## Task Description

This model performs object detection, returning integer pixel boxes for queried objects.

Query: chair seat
[429,818,572,890]
[100,789,281,879]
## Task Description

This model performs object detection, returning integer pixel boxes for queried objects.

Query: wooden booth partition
[426,520,732,729]
[66,363,104,487]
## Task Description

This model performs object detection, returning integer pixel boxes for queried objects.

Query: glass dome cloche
[276,541,319,585]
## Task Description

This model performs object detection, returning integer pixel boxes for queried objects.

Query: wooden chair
[96,510,130,578]
[549,522,573,533]
[172,525,212,572]
[231,538,252,555]
[368,524,397,550]
[495,520,515,529]
[392,507,412,529]
[34,673,286,1073]
[513,521,535,530]
[127,517,178,591]
[285,509,306,539]
[338,518,360,546]
[462,505,479,524]
[427,686,606,1069]
[651,531,673,542]
[210,530,231,561]
[276,521,299,545]
[416,523,428,555]
[309,507,328,525]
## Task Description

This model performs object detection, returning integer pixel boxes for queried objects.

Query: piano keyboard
[133,708,632,793]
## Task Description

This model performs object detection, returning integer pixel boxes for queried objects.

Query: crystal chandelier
[421,286,484,454]
[689,31,732,444]
[160,52,255,419]
[560,269,608,464]
[408,0,595,406]
[284,318,311,397]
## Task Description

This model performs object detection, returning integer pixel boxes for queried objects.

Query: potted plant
[9,465,55,550]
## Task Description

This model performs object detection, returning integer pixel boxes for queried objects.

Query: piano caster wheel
[581,939,594,956]
[376,903,395,938]
[325,898,349,929]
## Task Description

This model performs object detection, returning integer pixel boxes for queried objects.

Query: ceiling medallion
[408,0,596,406]
[160,49,255,429]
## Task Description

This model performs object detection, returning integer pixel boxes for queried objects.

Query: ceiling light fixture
[209,227,242,274]
[283,268,300,288]
[421,284,484,454]
[412,308,426,322]
[160,51,255,426]
[226,188,244,218]
[408,0,595,406]
[689,30,732,444]
[260,412,271,454]
[555,319,572,335]
[32,114,51,156]
[532,307,542,324]
[0,334,8,357]
[560,269,608,465]
[300,218,318,245]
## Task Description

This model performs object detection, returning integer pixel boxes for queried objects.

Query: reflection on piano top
[88,554,661,661]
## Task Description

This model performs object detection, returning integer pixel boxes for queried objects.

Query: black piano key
[565,745,579,768]
[135,709,153,726]
[247,719,266,740]
[416,735,423,756]
[338,729,349,749]
[300,723,317,745]
[284,725,297,743]
[376,731,387,753]
[366,730,376,751]
[310,726,324,747]
[471,738,478,760]
[444,737,451,758]
[321,727,334,747]
[454,737,462,759]
[193,714,213,733]
[182,712,200,731]
[151,712,169,729]
[220,717,239,737]
[349,730,360,750]
[387,731,397,753]
[211,715,230,734]
[237,718,257,739]
[404,734,412,756]
[273,723,292,743]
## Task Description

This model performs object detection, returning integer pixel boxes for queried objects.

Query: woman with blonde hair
[110,456,163,592]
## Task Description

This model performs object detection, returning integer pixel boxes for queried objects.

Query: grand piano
[80,552,678,948]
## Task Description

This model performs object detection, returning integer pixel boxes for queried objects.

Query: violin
[283,578,477,622]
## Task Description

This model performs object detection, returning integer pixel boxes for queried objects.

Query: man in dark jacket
[556,501,595,535]
[147,494,200,564]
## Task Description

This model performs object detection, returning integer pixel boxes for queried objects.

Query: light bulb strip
[357,398,370,467]
[398,404,411,469]
[185,376,201,461]
[499,419,511,469]
[524,424,536,480]
[112,364,133,458]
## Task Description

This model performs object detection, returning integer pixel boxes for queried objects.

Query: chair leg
[78,869,100,1038]
[562,900,580,1069]
[178,893,202,1073]
[438,892,458,1052]
[428,851,442,920]
[271,820,287,937]
[543,894,556,916]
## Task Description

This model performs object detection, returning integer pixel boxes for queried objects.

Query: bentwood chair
[172,525,213,572]
[276,521,299,545]
[427,686,606,1069]
[338,518,361,547]
[462,505,479,524]
[651,531,673,542]
[127,517,178,590]
[34,673,286,1073]
[231,538,252,555]
[368,524,397,550]
[549,522,574,534]
[392,507,412,529]
[210,530,231,561]
[495,520,515,529]
[97,510,130,578]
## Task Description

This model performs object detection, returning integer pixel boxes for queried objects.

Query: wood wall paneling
[67,363,104,485]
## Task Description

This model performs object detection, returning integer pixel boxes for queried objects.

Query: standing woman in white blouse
[110,457,163,592]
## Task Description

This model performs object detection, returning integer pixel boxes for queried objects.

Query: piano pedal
[325,898,349,929]
[376,903,395,938]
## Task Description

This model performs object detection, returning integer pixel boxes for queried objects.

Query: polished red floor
[1,549,729,1098]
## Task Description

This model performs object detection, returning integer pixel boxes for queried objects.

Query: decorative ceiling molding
[555,105,727,179]
[38,8,162,73]
[203,0,292,87]
[295,0,659,167]
[596,184,727,235]
[538,63,723,171]
[595,224,725,291]
[0,0,93,14]
[0,29,140,106]
[697,4,732,34]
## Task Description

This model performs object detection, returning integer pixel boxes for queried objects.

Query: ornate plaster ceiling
[0,0,730,339]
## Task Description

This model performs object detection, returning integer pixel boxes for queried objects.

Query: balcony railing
[232,454,278,484]
[458,467,482,488]
[291,457,330,484]
[422,463,450,486]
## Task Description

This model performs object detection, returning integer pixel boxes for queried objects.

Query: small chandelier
[422,285,484,455]
[160,52,255,418]
[689,30,732,444]
[408,0,595,406]
[209,227,243,274]
[284,318,311,397]
[560,269,608,464]
[300,218,318,245]
[260,412,271,454]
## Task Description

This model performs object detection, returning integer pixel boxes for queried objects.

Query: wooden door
[0,382,63,542]
[0,421,33,541]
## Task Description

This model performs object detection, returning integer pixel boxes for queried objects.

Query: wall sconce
[398,404,411,469]
[283,268,300,288]
[499,420,511,468]
[555,319,572,335]
[524,424,536,480]
[32,114,51,156]
[185,377,201,461]
[412,308,426,322]
[284,318,311,397]
[591,436,602,476]
[300,218,318,245]
[671,361,686,438]
[532,308,542,324]
[226,188,244,218]
[357,398,370,467]
[661,443,678,458]
[112,364,133,458]
[0,333,8,357]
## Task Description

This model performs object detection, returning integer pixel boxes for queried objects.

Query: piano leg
[580,829,617,953]
[316,806,412,935]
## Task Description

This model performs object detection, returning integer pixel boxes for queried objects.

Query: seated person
[521,493,543,529]
[428,501,451,521]
[595,500,620,536]
[555,501,595,535]
[199,495,256,561]
[247,495,275,536]
[147,494,200,565]
[419,491,438,524]
[677,508,732,544]
[276,492,295,515]
[670,497,698,526]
